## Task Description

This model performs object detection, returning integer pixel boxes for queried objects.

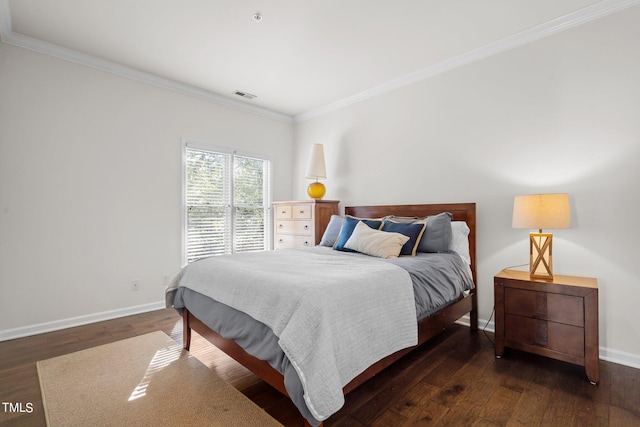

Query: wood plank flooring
[1,308,638,426]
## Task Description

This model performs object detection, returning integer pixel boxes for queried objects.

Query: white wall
[293,7,640,362]
[0,42,294,334]
[2,5,639,368]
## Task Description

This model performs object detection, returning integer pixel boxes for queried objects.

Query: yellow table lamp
[305,144,327,199]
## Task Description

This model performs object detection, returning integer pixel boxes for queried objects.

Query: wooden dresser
[494,269,599,384]
[273,200,339,249]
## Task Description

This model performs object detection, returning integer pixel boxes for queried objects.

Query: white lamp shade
[512,193,570,230]
[304,144,326,180]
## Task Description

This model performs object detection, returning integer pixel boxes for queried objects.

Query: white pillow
[344,221,409,258]
[450,221,471,264]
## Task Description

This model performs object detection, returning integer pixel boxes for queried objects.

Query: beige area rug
[37,331,283,427]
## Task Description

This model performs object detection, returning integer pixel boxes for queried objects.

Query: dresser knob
[304,241,309,246]
[304,225,309,230]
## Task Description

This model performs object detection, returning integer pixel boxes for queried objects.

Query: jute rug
[37,331,283,426]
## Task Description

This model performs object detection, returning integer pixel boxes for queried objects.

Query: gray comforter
[166,247,474,426]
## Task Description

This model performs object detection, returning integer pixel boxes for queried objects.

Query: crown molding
[294,0,640,122]
[1,0,638,124]
[0,1,292,123]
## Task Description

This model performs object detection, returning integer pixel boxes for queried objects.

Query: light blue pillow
[319,215,343,247]
[334,216,383,252]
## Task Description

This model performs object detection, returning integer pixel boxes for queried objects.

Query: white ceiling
[1,0,637,121]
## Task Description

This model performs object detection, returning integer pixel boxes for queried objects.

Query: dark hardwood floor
[1,308,638,426]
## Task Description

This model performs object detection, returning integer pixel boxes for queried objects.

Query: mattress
[167,248,474,425]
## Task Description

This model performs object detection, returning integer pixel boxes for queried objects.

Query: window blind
[185,146,270,263]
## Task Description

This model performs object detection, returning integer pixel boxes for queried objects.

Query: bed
[166,202,477,426]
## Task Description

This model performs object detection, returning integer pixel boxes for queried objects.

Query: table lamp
[305,144,327,199]
[512,193,570,279]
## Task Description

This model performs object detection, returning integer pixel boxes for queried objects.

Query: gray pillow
[418,212,453,253]
[319,215,344,247]
[381,215,417,223]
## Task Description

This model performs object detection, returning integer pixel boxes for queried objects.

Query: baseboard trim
[456,314,495,332]
[457,314,640,371]
[4,308,640,371]
[0,301,166,342]
[600,347,640,370]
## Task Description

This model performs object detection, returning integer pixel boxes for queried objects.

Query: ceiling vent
[234,90,257,100]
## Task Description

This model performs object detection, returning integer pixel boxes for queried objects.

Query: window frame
[181,138,272,266]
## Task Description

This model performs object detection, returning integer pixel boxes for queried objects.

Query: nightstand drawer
[275,220,312,235]
[505,288,584,327]
[292,204,312,219]
[505,314,585,357]
[274,235,313,249]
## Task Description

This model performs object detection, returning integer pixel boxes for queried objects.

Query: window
[183,140,271,264]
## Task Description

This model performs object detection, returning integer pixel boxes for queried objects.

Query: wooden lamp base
[529,232,553,279]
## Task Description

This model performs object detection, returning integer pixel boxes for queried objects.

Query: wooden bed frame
[181,202,477,426]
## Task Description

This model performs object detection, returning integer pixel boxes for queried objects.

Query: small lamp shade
[512,193,570,230]
[512,193,570,280]
[305,144,326,180]
[305,144,327,199]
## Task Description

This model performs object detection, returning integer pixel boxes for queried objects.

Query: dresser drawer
[505,314,585,358]
[505,288,584,327]
[275,205,292,219]
[274,235,313,249]
[292,204,312,219]
[275,220,312,235]
[273,200,339,250]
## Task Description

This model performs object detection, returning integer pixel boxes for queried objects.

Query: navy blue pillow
[334,216,383,252]
[382,221,426,256]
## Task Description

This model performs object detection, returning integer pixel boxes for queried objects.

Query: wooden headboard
[345,203,477,284]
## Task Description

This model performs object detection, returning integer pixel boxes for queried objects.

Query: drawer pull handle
[278,224,283,228]
[278,239,283,243]
[281,210,286,214]
[304,225,309,230]
[300,210,305,214]
[304,241,309,246]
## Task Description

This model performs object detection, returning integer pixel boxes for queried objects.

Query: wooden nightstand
[273,200,339,249]
[494,269,599,384]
